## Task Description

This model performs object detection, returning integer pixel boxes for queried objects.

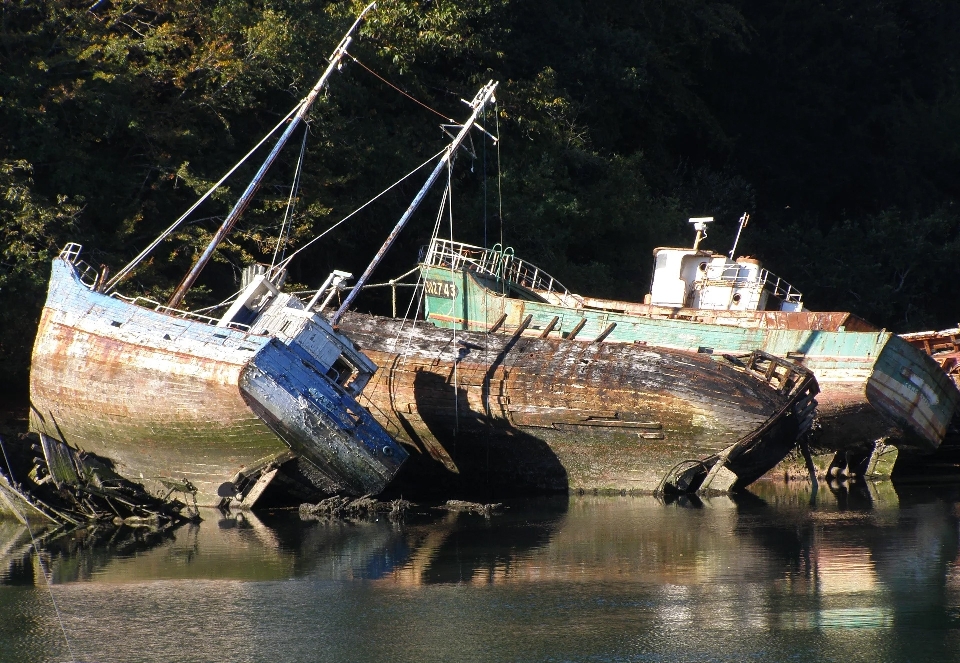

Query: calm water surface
[2,481,960,663]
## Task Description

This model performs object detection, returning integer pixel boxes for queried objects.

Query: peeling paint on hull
[421,265,959,454]
[27,257,405,506]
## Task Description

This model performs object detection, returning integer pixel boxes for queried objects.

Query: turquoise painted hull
[421,265,959,454]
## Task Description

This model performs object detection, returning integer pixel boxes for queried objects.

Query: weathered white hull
[27,255,406,508]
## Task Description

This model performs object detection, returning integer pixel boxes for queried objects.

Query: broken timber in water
[0,432,192,528]
[298,494,413,521]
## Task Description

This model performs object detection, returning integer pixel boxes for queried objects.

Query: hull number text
[424,279,458,299]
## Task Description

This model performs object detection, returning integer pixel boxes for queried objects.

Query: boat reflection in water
[1,485,959,663]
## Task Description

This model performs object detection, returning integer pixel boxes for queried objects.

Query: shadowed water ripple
[1,481,959,663]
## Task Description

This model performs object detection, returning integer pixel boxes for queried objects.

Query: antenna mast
[689,217,713,251]
[728,212,750,261]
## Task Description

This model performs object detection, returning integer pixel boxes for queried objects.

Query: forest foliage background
[3,0,960,394]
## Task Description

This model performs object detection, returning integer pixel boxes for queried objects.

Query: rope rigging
[275,149,445,271]
[271,121,310,269]
[446,159,460,435]
[346,53,456,123]
[104,25,496,310]
[103,98,306,294]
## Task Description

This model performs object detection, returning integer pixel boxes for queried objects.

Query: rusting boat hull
[902,327,960,390]
[239,339,405,495]
[893,327,960,479]
[28,254,406,508]
[29,291,282,504]
[340,313,816,497]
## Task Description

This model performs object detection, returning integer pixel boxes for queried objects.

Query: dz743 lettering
[424,279,458,299]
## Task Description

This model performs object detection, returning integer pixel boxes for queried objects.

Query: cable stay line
[103,98,307,294]
[276,148,445,270]
[346,53,456,123]
[271,121,310,269]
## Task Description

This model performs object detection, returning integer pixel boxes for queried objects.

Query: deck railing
[109,293,252,331]
[702,263,803,306]
[421,238,583,306]
[61,243,251,331]
[60,243,99,288]
[758,269,803,305]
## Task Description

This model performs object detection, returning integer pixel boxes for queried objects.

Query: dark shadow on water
[660,488,769,510]
[410,496,569,584]
[192,496,572,584]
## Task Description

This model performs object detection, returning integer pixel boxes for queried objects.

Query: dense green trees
[2,0,959,394]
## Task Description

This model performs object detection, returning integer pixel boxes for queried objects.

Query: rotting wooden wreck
[901,327,960,390]
[415,215,960,464]
[891,327,960,480]
[278,85,824,497]
[0,430,191,527]
[18,4,409,515]
[337,311,818,496]
[27,246,406,510]
[16,46,821,510]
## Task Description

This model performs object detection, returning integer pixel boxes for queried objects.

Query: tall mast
[166,2,376,310]
[330,80,498,326]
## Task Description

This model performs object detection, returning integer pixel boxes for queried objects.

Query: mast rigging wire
[346,53,455,123]
[483,104,488,248]
[495,100,503,249]
[446,160,459,436]
[114,56,464,297]
[104,98,307,294]
[276,149,445,270]
[271,121,310,268]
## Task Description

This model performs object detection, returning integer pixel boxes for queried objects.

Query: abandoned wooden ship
[336,311,818,496]
[416,216,959,462]
[16,4,409,516]
[8,21,825,515]
[298,88,821,497]
[27,245,406,510]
